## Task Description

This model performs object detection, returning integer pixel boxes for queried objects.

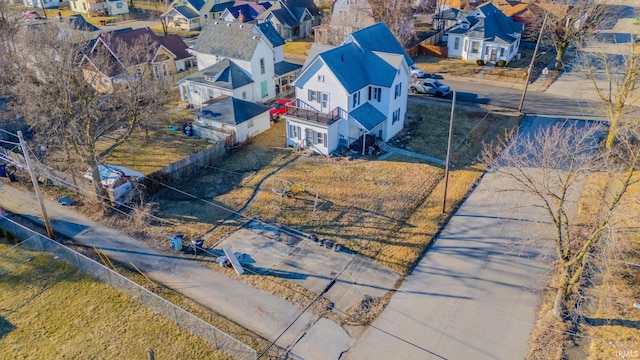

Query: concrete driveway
[344,116,564,360]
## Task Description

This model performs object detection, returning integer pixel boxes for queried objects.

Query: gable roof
[195,96,270,125]
[255,22,285,47]
[274,60,302,76]
[174,5,200,19]
[318,42,396,93]
[212,1,235,12]
[68,14,100,31]
[447,2,523,43]
[158,35,193,60]
[224,4,259,22]
[186,0,205,11]
[194,22,263,61]
[346,22,414,67]
[284,0,321,17]
[182,58,253,90]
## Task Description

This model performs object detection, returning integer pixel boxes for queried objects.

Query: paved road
[344,116,565,360]
[419,79,606,119]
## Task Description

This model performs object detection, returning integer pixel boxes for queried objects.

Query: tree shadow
[0,316,15,339]
[584,317,640,328]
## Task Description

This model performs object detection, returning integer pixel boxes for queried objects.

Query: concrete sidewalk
[0,180,353,359]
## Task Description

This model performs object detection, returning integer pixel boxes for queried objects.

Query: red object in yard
[269,99,293,120]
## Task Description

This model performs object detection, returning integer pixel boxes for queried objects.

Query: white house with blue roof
[446,2,524,64]
[180,21,301,105]
[162,0,234,31]
[284,22,411,155]
[257,0,322,40]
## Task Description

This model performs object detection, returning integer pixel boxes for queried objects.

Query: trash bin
[169,232,183,252]
[191,238,204,255]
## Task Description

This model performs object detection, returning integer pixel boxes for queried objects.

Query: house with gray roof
[257,0,322,40]
[162,0,234,31]
[180,21,301,105]
[446,2,523,64]
[284,22,411,155]
[191,95,272,144]
[314,0,375,46]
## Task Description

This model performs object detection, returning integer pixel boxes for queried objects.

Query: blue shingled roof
[232,98,270,124]
[350,103,386,131]
[274,60,302,76]
[447,3,522,43]
[187,0,205,11]
[319,42,397,94]
[226,4,259,22]
[195,97,269,126]
[183,59,253,90]
[256,22,285,47]
[272,8,297,27]
[212,2,234,12]
[175,5,199,19]
[348,22,414,67]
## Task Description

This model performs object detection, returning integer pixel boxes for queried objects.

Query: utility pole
[442,91,455,214]
[18,131,55,239]
[518,13,548,113]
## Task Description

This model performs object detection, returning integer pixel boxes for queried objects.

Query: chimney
[238,9,244,23]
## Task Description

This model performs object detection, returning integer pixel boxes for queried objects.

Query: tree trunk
[553,43,568,71]
[88,157,107,203]
[552,285,569,319]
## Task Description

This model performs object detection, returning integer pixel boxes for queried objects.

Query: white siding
[447,35,464,58]
[285,118,339,155]
[250,39,276,101]
[236,113,271,143]
[296,61,348,113]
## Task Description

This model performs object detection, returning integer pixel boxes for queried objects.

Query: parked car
[269,99,293,121]
[409,65,425,78]
[22,11,42,19]
[409,79,451,98]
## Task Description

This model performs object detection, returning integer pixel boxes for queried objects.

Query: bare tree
[482,121,640,320]
[0,1,22,58]
[159,15,170,37]
[539,0,609,70]
[365,0,416,47]
[8,25,172,202]
[576,44,640,149]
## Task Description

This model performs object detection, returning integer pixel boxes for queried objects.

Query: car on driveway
[269,99,293,121]
[22,11,42,19]
[409,79,451,98]
[410,65,425,78]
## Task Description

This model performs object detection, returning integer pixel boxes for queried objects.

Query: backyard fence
[0,216,257,360]
[144,141,226,193]
[407,28,448,58]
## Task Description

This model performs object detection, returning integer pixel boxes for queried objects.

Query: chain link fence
[0,216,257,360]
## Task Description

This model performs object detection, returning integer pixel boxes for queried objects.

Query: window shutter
[323,133,327,147]
[297,126,301,140]
[368,86,371,100]
[377,88,381,102]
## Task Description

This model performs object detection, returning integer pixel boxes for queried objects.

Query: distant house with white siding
[446,2,523,64]
[180,21,301,105]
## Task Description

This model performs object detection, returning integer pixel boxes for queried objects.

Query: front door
[490,49,497,62]
[305,128,313,147]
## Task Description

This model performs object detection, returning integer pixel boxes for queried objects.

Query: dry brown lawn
[0,243,233,359]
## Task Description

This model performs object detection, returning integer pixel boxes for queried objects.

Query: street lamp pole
[518,13,548,113]
[442,90,456,214]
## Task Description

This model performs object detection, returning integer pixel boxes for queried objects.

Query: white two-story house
[180,21,302,106]
[446,2,523,64]
[285,22,411,155]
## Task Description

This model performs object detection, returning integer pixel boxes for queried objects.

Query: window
[308,89,317,102]
[317,75,325,82]
[352,91,360,107]
[136,66,143,76]
[116,2,123,8]
[471,41,480,54]
[394,83,402,99]
[242,91,247,99]
[392,108,401,124]
[162,63,168,77]
[153,64,159,78]
[485,46,489,55]
[500,47,505,57]
[509,44,514,54]
[454,37,459,50]
[315,131,323,145]
[463,38,468,51]
[369,86,381,101]
[289,125,301,140]
[261,81,268,98]
[260,58,265,74]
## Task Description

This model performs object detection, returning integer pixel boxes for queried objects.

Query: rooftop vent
[214,21,218,25]
[227,23,231,26]
[252,35,257,39]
